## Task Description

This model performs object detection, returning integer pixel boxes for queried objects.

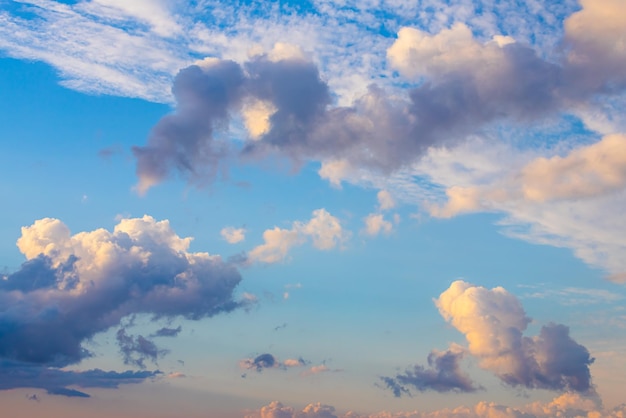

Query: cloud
[77,0,182,38]
[435,281,594,392]
[132,59,246,194]
[247,392,626,417]
[424,134,626,280]
[119,0,626,196]
[563,0,626,94]
[300,364,342,377]
[116,327,166,369]
[221,226,247,244]
[239,353,307,372]
[248,209,347,264]
[0,360,158,398]
[363,214,393,237]
[152,326,183,337]
[431,134,626,213]
[377,190,396,211]
[0,215,246,391]
[381,346,481,396]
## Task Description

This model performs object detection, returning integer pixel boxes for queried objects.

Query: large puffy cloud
[0,215,245,393]
[248,209,347,264]
[381,280,594,399]
[247,392,626,418]
[435,281,594,392]
[128,0,626,195]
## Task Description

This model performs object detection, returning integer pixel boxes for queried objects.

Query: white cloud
[387,23,512,82]
[363,213,393,237]
[422,134,626,280]
[248,209,348,264]
[376,190,395,210]
[221,226,246,244]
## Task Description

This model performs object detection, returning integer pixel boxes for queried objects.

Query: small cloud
[239,353,309,373]
[273,323,287,331]
[377,190,396,210]
[152,326,182,338]
[363,213,393,236]
[380,346,481,396]
[248,209,348,264]
[221,227,246,244]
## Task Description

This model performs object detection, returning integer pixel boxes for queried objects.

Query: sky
[1,0,626,417]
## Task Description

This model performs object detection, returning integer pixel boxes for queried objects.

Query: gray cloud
[133,3,626,193]
[0,216,247,392]
[239,353,309,373]
[116,327,166,369]
[244,353,277,372]
[0,360,158,398]
[381,348,481,396]
[152,325,182,338]
[133,60,246,194]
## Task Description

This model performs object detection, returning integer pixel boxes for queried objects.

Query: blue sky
[1,0,626,417]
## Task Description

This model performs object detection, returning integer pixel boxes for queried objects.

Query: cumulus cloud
[381,346,481,396]
[435,281,594,392]
[363,214,393,237]
[0,215,246,393]
[247,392,626,418]
[248,209,347,264]
[221,226,247,244]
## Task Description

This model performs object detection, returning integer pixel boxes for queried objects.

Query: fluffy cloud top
[0,215,245,394]
[436,281,594,392]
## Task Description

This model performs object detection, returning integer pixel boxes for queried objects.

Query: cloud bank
[247,392,626,418]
